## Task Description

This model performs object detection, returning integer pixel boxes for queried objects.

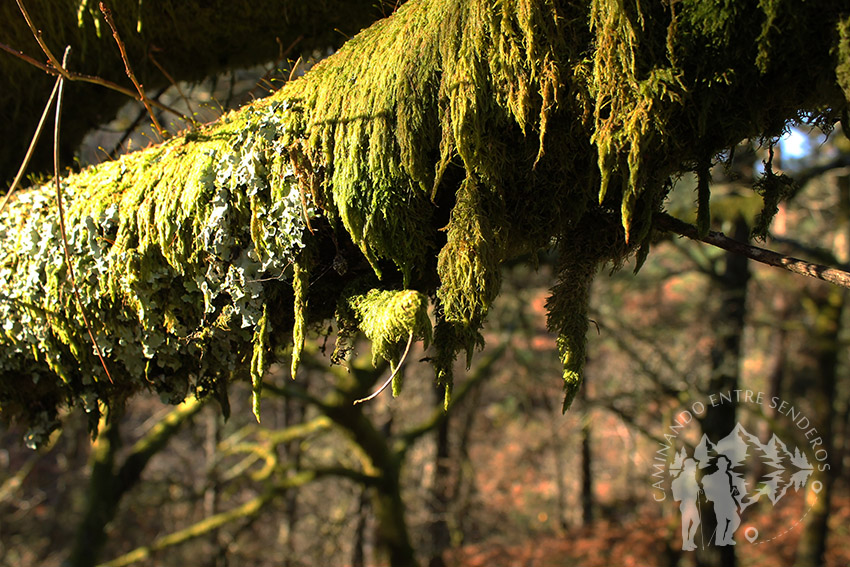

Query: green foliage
[752,149,797,240]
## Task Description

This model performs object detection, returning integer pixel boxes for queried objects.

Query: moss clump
[838,15,850,105]
[342,289,432,369]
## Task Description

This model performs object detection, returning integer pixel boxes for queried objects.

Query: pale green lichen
[0,98,315,439]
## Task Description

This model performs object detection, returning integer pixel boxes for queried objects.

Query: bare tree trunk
[324,366,416,567]
[204,411,224,567]
[696,216,750,567]
[551,408,571,531]
[794,174,848,567]
[453,376,485,546]
[67,399,205,567]
[428,387,451,567]
[281,377,308,567]
[67,410,123,567]
[579,377,594,526]
[793,287,840,567]
[352,488,371,567]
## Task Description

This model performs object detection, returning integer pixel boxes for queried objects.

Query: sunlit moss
[1,0,848,441]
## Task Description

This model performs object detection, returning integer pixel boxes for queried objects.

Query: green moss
[251,304,269,422]
[838,16,850,104]
[2,0,848,440]
[290,260,309,380]
[345,289,432,370]
[436,179,502,327]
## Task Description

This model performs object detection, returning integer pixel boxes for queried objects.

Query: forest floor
[447,488,850,567]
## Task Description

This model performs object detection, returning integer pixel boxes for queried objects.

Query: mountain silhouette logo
[665,420,821,550]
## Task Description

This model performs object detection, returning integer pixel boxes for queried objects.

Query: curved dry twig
[53,46,114,384]
[353,331,415,405]
[100,2,165,139]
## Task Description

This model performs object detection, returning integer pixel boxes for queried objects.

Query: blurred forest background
[2,15,850,567]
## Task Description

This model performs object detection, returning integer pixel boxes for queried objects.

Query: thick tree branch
[1,0,849,439]
[656,212,850,289]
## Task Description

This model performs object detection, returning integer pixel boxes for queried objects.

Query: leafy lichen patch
[0,99,314,443]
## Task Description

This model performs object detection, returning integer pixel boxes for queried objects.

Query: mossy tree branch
[1,0,850,441]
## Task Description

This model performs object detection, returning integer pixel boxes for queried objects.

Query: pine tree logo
[668,422,819,549]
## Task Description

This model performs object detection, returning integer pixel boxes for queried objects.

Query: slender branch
[655,212,850,289]
[96,486,281,567]
[119,398,206,487]
[107,85,169,158]
[0,40,187,120]
[100,2,165,139]
[15,0,70,79]
[353,331,414,404]
[0,78,60,214]
[0,40,53,73]
[148,47,195,120]
[53,46,114,384]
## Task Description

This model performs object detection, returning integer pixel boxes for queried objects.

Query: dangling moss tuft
[752,148,797,241]
[547,213,630,411]
[547,254,598,412]
[345,289,432,371]
[291,261,309,380]
[436,178,503,327]
[250,304,269,422]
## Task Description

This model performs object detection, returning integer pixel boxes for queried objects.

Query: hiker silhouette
[702,455,741,546]
[671,458,701,551]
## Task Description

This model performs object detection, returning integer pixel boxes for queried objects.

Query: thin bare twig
[108,85,169,158]
[0,40,52,72]
[353,332,415,405]
[15,0,70,79]
[242,35,303,103]
[53,46,114,384]
[0,40,187,120]
[100,2,165,139]
[0,78,60,215]
[288,55,303,84]
[656,212,850,289]
[148,47,195,120]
